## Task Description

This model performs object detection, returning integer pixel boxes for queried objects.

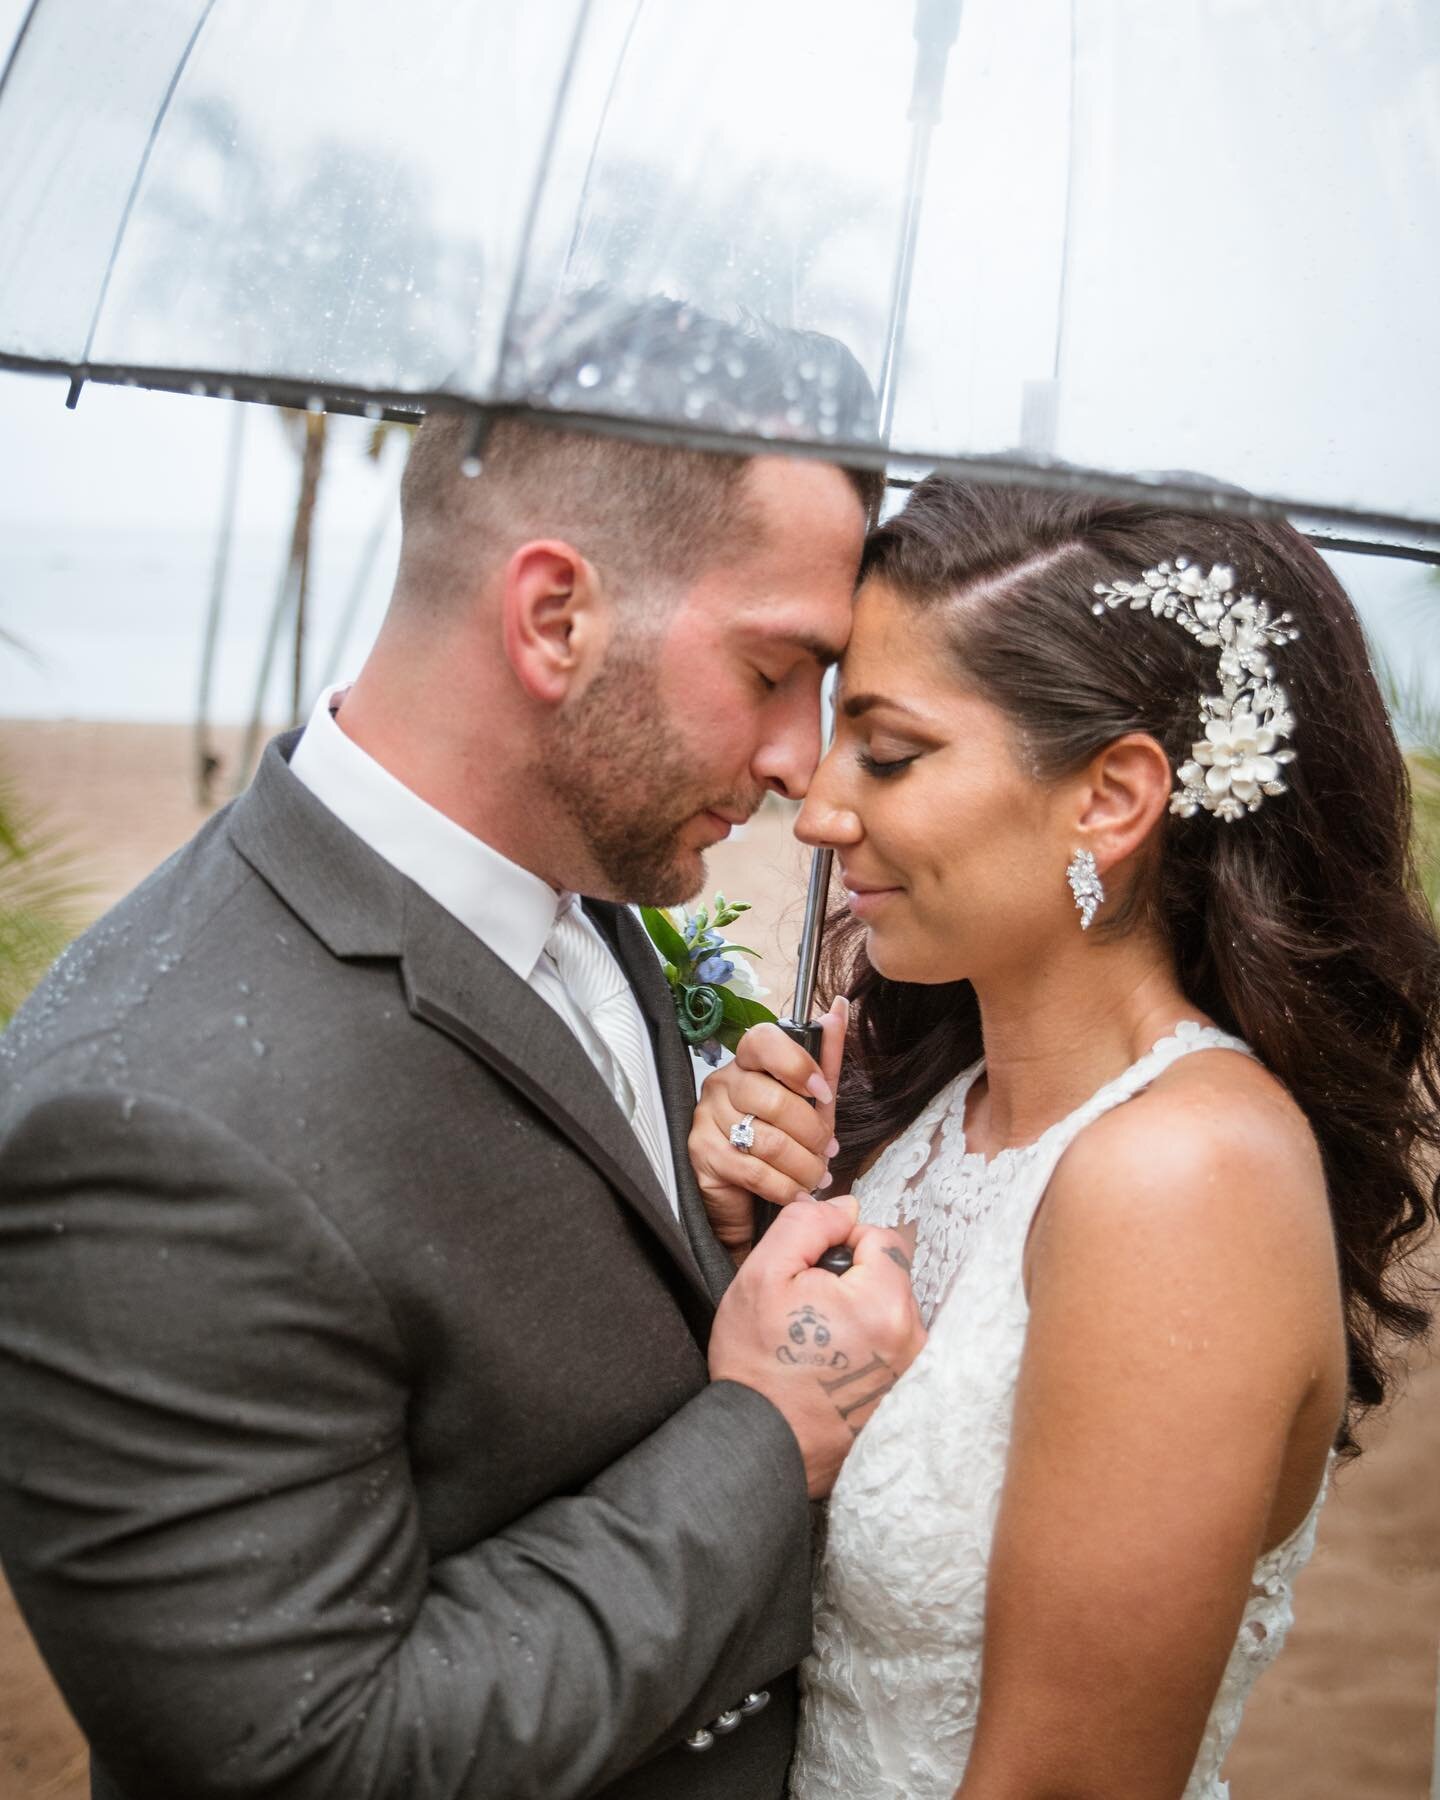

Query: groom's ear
[500,539,607,705]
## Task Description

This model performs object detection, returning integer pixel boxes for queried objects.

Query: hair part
[823,475,1440,1455]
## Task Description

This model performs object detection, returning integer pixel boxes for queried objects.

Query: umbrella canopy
[0,0,1436,549]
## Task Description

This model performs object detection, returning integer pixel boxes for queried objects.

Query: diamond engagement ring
[729,1113,756,1153]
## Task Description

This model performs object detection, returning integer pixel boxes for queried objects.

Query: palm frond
[0,623,41,667]
[0,772,90,1026]
[1376,652,1440,914]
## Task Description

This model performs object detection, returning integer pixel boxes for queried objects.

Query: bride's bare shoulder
[1037,1044,1330,1278]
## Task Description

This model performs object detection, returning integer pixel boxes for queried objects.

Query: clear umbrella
[1,0,1437,1030]
[0,0,1435,544]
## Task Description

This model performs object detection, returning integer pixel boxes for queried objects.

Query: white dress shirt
[289,686,679,1214]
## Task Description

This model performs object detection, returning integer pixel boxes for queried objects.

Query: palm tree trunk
[290,411,327,725]
[195,405,246,806]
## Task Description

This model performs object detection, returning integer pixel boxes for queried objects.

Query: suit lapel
[228,738,714,1313]
[588,901,738,1307]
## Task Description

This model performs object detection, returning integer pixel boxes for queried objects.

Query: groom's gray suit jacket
[0,736,813,1800]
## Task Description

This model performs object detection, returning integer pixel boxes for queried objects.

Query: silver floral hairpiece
[1090,558,1299,822]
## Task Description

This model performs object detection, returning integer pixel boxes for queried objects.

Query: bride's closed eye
[857,748,920,779]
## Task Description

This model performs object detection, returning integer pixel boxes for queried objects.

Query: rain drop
[363,401,383,420]
[460,455,484,479]
[576,363,602,390]
[188,381,207,398]
[306,395,324,415]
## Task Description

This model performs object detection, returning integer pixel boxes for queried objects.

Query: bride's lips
[842,872,904,918]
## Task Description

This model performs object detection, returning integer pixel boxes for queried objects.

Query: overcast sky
[0,1,1434,722]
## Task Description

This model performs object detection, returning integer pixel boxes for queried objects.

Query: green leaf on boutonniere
[639,905,691,970]
[718,988,777,1032]
[640,893,779,1064]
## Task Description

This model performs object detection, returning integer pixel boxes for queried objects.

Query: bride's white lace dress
[791,1021,1329,1800]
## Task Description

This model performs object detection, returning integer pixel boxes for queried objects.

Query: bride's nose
[796,748,861,849]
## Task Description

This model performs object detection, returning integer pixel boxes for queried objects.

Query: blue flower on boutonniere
[639,893,778,1066]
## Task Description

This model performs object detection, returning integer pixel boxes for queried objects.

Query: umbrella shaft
[790,843,834,1025]
[878,120,935,444]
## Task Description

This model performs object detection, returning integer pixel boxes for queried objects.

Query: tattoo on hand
[882,1246,912,1274]
[776,1306,849,1369]
[818,1354,898,1435]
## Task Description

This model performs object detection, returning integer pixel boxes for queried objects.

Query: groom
[0,314,908,1798]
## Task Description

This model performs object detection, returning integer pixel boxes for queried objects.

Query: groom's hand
[708,1196,926,1499]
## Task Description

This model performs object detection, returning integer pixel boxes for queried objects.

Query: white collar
[289,684,567,981]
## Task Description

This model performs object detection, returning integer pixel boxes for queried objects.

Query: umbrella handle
[751,1017,853,1275]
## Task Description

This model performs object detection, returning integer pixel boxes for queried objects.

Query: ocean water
[1,520,398,724]
[0,516,1436,727]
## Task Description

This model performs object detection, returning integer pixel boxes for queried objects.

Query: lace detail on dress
[792,1022,1328,1800]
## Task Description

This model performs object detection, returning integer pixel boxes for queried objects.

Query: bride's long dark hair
[820,477,1440,1454]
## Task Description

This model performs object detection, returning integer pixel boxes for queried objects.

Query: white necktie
[545,902,672,1198]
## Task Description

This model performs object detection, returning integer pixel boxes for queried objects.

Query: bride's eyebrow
[841,692,926,721]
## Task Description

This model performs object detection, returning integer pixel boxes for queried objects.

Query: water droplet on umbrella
[577,363,602,389]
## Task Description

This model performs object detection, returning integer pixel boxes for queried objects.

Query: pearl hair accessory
[1091,559,1299,822]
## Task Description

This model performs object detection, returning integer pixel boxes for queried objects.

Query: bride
[690,476,1440,1798]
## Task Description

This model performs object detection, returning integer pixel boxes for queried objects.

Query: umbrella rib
[5,347,1438,555]
[490,0,599,414]
[75,0,223,382]
[0,0,44,114]
[560,0,646,287]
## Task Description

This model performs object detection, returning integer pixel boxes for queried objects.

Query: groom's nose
[752,688,824,801]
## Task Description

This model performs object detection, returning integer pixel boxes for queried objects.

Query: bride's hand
[688,999,849,1259]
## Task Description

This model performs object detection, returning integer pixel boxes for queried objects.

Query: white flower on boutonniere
[640,894,777,1066]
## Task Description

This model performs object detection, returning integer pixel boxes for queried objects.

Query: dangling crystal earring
[1066,849,1104,930]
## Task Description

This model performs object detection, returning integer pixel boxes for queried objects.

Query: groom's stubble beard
[543,633,764,904]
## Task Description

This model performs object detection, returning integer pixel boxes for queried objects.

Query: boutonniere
[639,893,777,1066]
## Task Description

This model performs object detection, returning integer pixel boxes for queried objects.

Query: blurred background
[1,0,1437,1794]
[3,371,1437,1800]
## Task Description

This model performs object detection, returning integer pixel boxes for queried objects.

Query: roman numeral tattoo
[818,1353,897,1434]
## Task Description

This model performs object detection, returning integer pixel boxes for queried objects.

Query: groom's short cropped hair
[396,291,882,614]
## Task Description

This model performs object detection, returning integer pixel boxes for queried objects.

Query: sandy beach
[0,716,1436,1800]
